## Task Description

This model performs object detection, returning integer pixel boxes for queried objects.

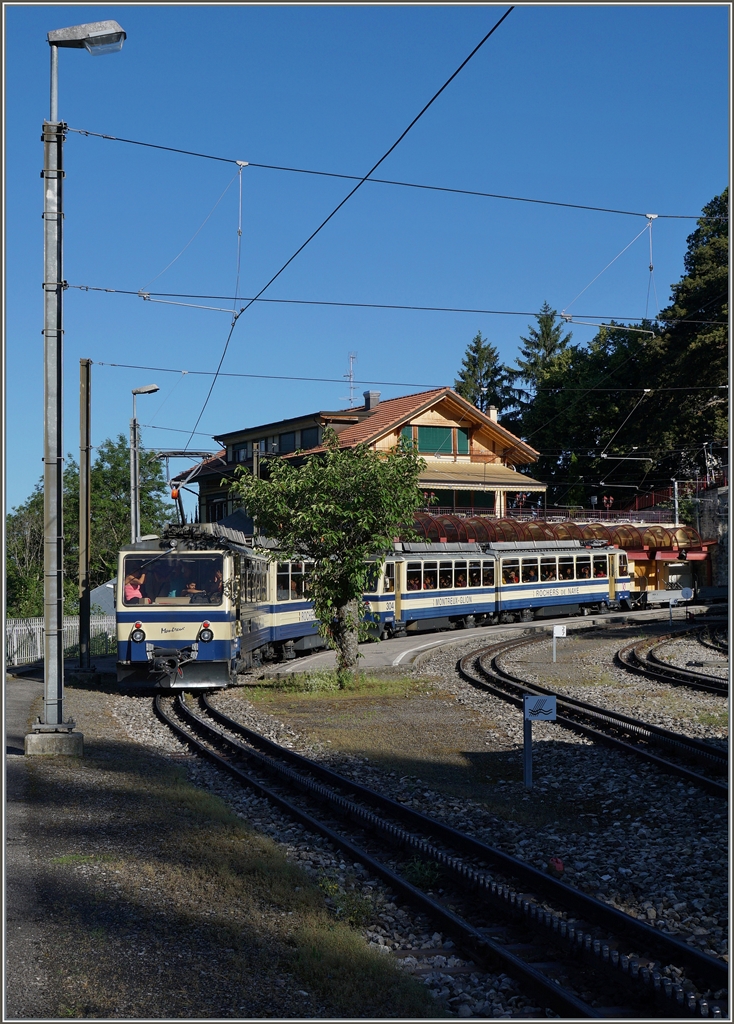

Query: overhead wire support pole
[79,359,92,672]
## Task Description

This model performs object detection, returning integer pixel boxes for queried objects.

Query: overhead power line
[65,127,725,222]
[68,284,728,328]
[93,359,728,393]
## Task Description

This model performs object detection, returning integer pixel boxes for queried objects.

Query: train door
[394,559,403,623]
[608,554,616,602]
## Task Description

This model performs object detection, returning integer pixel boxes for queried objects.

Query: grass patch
[401,856,443,889]
[696,710,728,727]
[248,669,431,703]
[50,853,116,866]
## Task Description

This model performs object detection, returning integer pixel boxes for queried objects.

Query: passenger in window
[469,568,481,587]
[124,570,147,604]
[578,565,591,579]
[455,572,467,588]
[423,576,436,590]
[145,562,171,602]
[407,573,422,591]
[595,566,606,578]
[208,569,224,601]
[524,566,538,583]
[439,571,452,589]
[503,568,518,585]
[183,580,206,601]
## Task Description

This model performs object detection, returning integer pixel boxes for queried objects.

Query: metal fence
[5,615,116,667]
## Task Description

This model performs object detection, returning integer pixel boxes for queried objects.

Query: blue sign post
[523,695,557,789]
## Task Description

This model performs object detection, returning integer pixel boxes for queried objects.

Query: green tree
[230,429,425,681]
[454,331,515,417]
[515,301,572,391]
[6,433,172,617]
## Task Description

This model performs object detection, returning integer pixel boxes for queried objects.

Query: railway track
[458,635,727,799]
[154,692,727,1018]
[697,625,728,656]
[616,629,728,696]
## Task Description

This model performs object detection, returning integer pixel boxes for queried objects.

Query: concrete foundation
[24,731,84,757]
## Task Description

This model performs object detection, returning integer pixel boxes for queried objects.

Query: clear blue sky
[5,4,729,520]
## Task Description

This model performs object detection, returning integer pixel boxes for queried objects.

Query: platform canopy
[418,461,546,492]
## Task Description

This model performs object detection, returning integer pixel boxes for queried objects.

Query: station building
[185,387,546,523]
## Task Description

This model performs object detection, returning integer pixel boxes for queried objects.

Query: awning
[419,461,546,492]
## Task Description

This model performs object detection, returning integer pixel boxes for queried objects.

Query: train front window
[540,558,557,581]
[482,561,494,586]
[521,558,539,583]
[123,554,224,606]
[502,560,519,585]
[593,556,607,578]
[454,561,467,588]
[407,563,422,591]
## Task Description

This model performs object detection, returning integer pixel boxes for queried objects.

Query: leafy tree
[454,331,516,417]
[6,433,172,617]
[230,429,424,682]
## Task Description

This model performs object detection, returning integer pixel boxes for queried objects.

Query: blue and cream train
[116,523,630,689]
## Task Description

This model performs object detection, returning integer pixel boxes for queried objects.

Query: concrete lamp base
[25,731,84,757]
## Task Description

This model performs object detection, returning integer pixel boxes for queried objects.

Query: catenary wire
[64,126,725,222]
[181,7,516,447]
[67,285,728,328]
[92,360,727,393]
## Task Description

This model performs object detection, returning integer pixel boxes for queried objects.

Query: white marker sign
[524,694,557,721]
[681,587,693,601]
[553,624,567,637]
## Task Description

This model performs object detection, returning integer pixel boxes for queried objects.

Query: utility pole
[672,479,679,527]
[79,359,92,672]
[252,441,260,480]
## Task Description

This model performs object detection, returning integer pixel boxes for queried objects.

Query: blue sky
[5,4,729,519]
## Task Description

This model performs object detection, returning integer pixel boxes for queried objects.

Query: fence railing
[5,615,116,667]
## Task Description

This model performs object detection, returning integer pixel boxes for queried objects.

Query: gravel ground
[651,634,729,681]
[106,688,540,1018]
[498,629,729,746]
[199,629,728,972]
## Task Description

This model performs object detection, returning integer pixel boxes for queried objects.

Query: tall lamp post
[27,21,126,756]
[131,385,160,543]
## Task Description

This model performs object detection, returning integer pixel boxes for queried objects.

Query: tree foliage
[230,429,425,679]
[454,331,516,419]
[6,433,172,617]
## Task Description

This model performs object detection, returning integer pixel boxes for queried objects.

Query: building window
[233,444,247,463]
[457,428,469,455]
[301,426,319,450]
[206,497,227,522]
[417,426,452,455]
[401,425,414,446]
[279,431,296,454]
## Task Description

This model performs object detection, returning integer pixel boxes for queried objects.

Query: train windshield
[122,553,223,606]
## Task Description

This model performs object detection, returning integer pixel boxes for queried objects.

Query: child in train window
[454,561,467,588]
[593,556,607,578]
[468,561,481,587]
[540,558,557,581]
[482,562,494,586]
[577,557,591,579]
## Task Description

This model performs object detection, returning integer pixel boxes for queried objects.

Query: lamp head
[47,21,126,55]
[132,384,160,396]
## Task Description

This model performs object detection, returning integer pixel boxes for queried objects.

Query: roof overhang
[419,461,546,491]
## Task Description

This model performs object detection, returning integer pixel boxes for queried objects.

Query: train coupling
[148,645,198,683]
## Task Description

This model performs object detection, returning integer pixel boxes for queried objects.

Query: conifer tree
[515,301,573,392]
[454,331,514,414]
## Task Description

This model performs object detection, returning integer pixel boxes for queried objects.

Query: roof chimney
[488,405,498,422]
[363,390,381,411]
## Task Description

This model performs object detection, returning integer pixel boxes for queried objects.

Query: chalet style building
[184,387,546,524]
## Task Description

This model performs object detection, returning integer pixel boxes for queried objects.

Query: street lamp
[28,21,125,755]
[131,385,160,543]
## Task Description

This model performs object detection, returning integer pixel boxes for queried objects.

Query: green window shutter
[401,425,413,444]
[457,428,469,455]
[417,426,452,454]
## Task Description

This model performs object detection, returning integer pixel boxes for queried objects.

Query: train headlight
[131,628,146,643]
[199,627,214,643]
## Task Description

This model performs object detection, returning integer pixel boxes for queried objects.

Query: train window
[423,561,438,591]
[558,557,574,581]
[521,558,539,583]
[576,556,591,579]
[243,559,267,603]
[124,554,224,606]
[593,556,607,578]
[454,561,467,588]
[439,562,453,589]
[407,563,422,591]
[502,559,520,585]
[482,561,495,586]
[468,561,481,587]
[291,561,305,599]
[619,553,629,576]
[540,558,557,581]
[276,564,291,601]
[383,562,395,592]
